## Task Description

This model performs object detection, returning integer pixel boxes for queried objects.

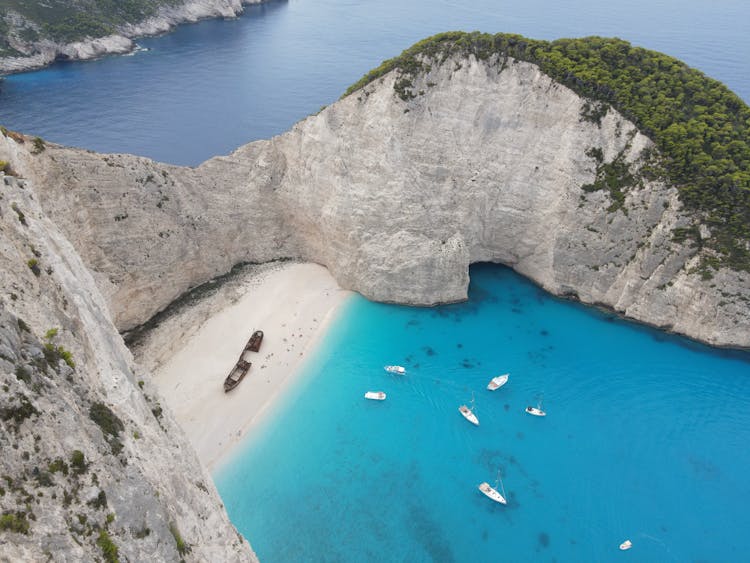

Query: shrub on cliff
[96,529,119,563]
[3,0,169,44]
[0,511,30,534]
[27,258,40,277]
[89,402,124,454]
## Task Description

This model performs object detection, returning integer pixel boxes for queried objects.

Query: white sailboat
[459,394,479,426]
[384,365,406,375]
[486,373,509,391]
[364,391,386,401]
[478,470,507,505]
[525,396,546,417]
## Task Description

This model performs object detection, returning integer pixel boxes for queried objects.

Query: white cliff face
[1,55,748,350]
[0,0,262,74]
[270,56,749,347]
[0,169,255,560]
[2,138,295,330]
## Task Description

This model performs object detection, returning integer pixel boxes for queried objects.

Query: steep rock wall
[2,54,748,348]
[1,135,296,330]
[273,56,750,347]
[0,170,255,560]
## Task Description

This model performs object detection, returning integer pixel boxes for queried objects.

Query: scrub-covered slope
[0,0,263,73]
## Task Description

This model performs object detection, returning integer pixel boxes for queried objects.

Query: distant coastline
[0,0,270,75]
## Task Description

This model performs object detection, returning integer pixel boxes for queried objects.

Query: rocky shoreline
[0,0,266,75]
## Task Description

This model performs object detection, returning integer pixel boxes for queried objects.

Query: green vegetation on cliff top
[0,0,184,46]
[347,32,750,273]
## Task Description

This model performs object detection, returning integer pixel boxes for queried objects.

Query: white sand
[149,262,352,471]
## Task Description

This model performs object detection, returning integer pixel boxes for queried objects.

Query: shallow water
[0,0,748,165]
[216,264,750,562]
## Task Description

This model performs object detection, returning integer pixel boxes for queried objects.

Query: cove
[215,264,750,562]
[0,1,747,560]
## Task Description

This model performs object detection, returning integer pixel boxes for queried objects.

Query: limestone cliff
[0,170,255,559]
[1,38,748,560]
[0,0,264,74]
[3,52,747,348]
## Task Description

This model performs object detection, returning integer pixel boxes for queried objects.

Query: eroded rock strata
[3,53,748,347]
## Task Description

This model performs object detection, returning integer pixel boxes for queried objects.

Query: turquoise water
[0,0,748,165]
[216,264,750,562]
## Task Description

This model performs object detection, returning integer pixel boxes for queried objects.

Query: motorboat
[384,365,406,375]
[486,373,509,391]
[525,397,546,416]
[619,539,632,551]
[364,391,386,401]
[525,405,546,417]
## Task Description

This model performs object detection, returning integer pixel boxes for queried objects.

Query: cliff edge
[0,156,255,560]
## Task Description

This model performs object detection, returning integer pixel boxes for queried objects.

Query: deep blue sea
[1,2,748,561]
[216,265,750,562]
[0,0,748,165]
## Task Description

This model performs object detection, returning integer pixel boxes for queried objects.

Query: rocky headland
[0,0,265,74]
[3,34,748,348]
[0,32,748,561]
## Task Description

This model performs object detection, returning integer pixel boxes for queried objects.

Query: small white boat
[478,471,507,504]
[619,539,632,551]
[486,373,509,391]
[478,482,506,504]
[459,405,479,425]
[364,391,386,401]
[459,394,479,426]
[384,365,406,375]
[526,396,546,416]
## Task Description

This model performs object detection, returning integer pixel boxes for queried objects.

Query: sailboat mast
[497,470,506,497]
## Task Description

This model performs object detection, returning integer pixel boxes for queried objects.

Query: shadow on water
[422,345,436,356]
[687,455,720,480]
[538,531,550,549]
[468,263,750,363]
[408,503,456,562]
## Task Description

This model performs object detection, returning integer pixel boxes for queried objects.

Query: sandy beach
[143,262,352,471]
